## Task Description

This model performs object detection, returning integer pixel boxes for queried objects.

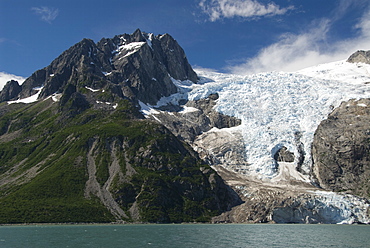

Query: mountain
[0,30,240,224]
[0,30,369,224]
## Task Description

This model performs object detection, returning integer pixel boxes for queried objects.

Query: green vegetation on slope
[0,97,228,223]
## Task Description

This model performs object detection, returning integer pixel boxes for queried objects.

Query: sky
[1,0,370,87]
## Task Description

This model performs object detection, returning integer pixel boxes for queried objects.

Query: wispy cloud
[199,0,294,21]
[31,6,59,24]
[229,4,370,74]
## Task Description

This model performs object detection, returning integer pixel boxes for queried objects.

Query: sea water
[0,224,368,248]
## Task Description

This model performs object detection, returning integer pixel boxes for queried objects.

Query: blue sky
[1,0,370,82]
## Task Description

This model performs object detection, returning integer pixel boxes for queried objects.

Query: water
[0,224,368,248]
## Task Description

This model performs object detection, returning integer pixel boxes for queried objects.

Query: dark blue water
[0,224,368,248]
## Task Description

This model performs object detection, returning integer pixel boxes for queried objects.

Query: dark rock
[274,146,295,163]
[312,98,370,198]
[347,50,370,64]
[0,80,22,102]
[59,84,90,118]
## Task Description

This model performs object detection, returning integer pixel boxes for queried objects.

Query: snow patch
[179,106,199,114]
[95,101,114,106]
[85,86,100,92]
[43,93,62,102]
[139,101,160,116]
[116,42,145,59]
[102,71,112,76]
[146,33,154,49]
[8,87,43,104]
[52,93,62,102]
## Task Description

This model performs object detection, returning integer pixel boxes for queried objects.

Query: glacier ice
[151,60,370,179]
[187,61,370,178]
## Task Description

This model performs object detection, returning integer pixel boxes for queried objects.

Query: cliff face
[312,98,370,198]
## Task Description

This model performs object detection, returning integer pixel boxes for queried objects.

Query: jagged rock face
[9,29,198,105]
[0,80,22,102]
[312,98,370,198]
[347,50,370,64]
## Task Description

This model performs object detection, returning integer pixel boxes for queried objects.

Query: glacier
[159,60,370,178]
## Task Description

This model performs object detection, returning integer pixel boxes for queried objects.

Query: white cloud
[229,5,370,74]
[0,72,26,91]
[199,0,293,21]
[31,6,59,24]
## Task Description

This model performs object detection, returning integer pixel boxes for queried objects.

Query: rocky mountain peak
[0,80,22,102]
[347,50,370,64]
[2,30,198,105]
